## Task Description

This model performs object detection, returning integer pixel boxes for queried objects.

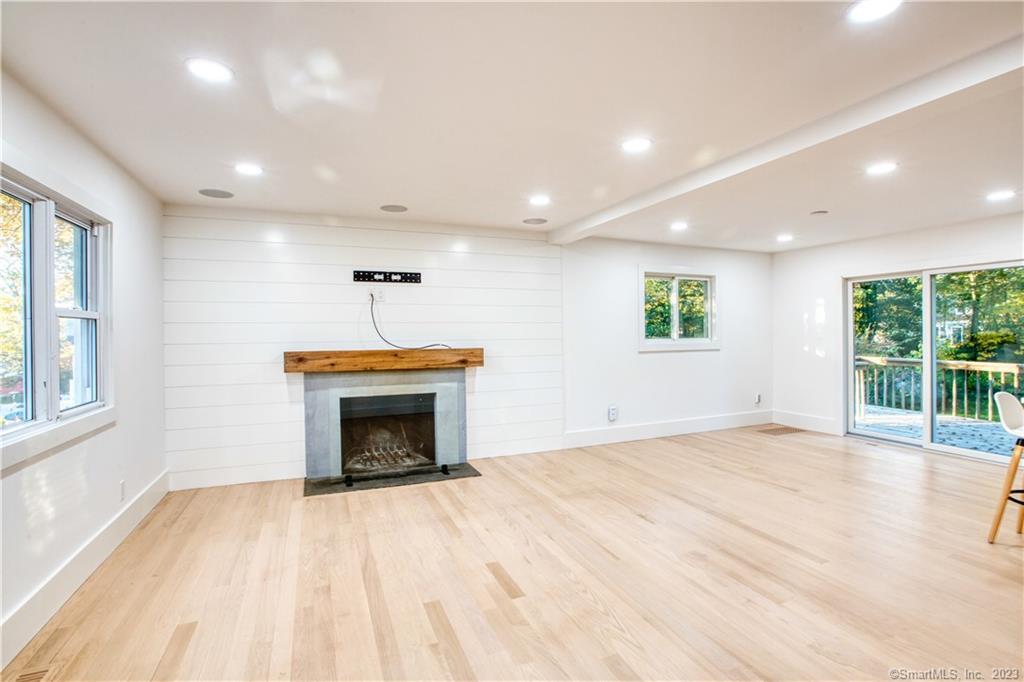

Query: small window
[640,268,718,351]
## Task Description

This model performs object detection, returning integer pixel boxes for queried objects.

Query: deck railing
[853,356,1023,421]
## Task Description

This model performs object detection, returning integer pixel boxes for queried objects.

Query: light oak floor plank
[4,427,1022,680]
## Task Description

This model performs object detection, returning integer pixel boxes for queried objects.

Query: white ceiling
[1,2,1022,249]
[594,70,1024,251]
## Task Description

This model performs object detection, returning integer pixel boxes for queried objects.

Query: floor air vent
[758,426,804,436]
[15,668,49,682]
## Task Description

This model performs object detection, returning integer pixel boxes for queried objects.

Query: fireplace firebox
[297,365,480,494]
[340,393,436,476]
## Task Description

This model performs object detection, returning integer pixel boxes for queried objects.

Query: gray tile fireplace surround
[303,368,468,480]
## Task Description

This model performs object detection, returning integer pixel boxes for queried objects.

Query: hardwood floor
[5,426,1022,681]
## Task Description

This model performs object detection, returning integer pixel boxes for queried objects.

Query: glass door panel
[932,265,1024,456]
[851,276,924,441]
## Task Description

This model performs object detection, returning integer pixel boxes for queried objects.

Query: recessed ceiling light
[986,189,1017,202]
[846,0,902,23]
[523,218,548,225]
[776,233,794,243]
[380,204,408,213]
[234,162,263,176]
[621,137,653,154]
[185,58,234,83]
[198,188,234,199]
[866,160,898,176]
[670,221,688,232]
[529,194,551,207]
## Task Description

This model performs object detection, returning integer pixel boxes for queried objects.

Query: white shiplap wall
[163,206,563,490]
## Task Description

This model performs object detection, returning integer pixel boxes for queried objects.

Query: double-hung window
[54,214,99,411]
[1,176,110,451]
[640,267,719,351]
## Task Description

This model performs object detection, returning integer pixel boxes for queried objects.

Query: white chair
[987,392,1024,543]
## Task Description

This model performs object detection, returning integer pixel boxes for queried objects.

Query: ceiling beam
[546,35,1024,245]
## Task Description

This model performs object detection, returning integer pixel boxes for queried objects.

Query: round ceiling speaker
[198,188,234,199]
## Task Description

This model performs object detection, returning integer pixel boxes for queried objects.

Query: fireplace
[299,367,478,493]
[340,392,436,477]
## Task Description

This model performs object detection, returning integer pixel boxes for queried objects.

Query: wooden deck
[857,404,1017,454]
[4,426,1022,680]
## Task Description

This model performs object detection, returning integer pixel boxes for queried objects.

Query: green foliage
[854,268,1024,363]
[645,278,671,338]
[678,279,707,338]
[942,329,1019,362]
[934,268,1024,362]
[853,276,923,358]
[645,277,710,340]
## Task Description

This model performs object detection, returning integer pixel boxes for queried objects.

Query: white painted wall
[561,238,774,445]
[1,74,166,665]
[162,210,785,487]
[772,212,1024,435]
[162,206,564,489]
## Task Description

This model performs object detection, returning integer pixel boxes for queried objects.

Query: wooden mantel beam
[283,348,484,373]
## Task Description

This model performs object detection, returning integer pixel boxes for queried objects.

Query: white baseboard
[168,460,305,491]
[771,409,841,435]
[563,409,773,449]
[1,469,169,668]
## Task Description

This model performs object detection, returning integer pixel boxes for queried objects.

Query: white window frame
[53,211,102,416]
[638,265,720,352]
[0,174,114,469]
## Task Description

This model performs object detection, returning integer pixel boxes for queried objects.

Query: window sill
[1,404,117,472]
[639,340,721,353]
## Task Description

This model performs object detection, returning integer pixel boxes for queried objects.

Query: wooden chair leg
[1017,466,1024,534]
[989,444,1023,543]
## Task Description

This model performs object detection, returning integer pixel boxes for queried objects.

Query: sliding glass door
[930,264,1024,457]
[848,261,1024,460]
[850,275,924,443]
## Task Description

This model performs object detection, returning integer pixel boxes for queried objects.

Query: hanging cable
[370,293,452,350]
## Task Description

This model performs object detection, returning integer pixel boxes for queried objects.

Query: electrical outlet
[119,479,125,502]
[607,404,619,422]
[369,287,385,303]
